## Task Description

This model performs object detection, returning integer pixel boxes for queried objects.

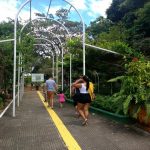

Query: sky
[0,0,112,26]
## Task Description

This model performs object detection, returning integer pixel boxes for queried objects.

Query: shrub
[0,97,4,109]
[108,60,150,117]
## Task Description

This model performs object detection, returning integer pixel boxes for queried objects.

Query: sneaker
[82,119,88,126]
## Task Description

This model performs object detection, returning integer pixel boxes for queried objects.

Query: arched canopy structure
[33,44,55,78]
[0,0,85,117]
[18,16,73,97]
[18,17,72,93]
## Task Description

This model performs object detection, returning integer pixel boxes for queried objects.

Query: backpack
[88,82,95,101]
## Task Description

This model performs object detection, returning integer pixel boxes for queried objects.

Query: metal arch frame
[18,36,59,108]
[44,32,72,94]
[8,0,86,117]
[46,0,86,74]
[33,44,55,74]
[63,0,85,75]
[18,17,72,93]
[17,37,57,107]
[35,38,58,56]
[38,33,72,95]
[34,44,54,56]
[34,38,60,81]
[32,34,62,86]
[0,0,122,118]
[13,0,31,117]
[20,17,71,38]
[20,17,71,91]
[51,33,72,95]
[34,38,59,79]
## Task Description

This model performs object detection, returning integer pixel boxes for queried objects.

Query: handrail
[0,94,18,118]
[0,39,14,43]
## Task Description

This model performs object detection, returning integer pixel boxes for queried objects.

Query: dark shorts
[77,93,91,104]
[72,94,80,106]
[47,91,54,99]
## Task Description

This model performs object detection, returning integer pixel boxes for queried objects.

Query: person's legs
[47,91,51,107]
[74,102,79,114]
[75,105,79,113]
[44,92,47,102]
[60,102,63,108]
[50,92,54,108]
[84,103,90,120]
[77,103,86,121]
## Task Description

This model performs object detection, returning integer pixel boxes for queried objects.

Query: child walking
[57,90,66,108]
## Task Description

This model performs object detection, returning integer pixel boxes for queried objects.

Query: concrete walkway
[0,91,150,150]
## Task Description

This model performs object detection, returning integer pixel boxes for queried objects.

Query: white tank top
[79,83,88,93]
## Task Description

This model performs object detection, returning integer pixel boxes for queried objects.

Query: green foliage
[106,0,125,22]
[98,22,128,43]
[106,0,150,57]
[96,40,134,56]
[66,38,83,76]
[146,104,150,118]
[110,41,133,55]
[24,76,32,85]
[64,87,70,98]
[19,35,35,54]
[134,2,150,37]
[0,21,14,91]
[19,35,35,72]
[91,94,124,114]
[90,22,136,56]
[87,16,113,38]
[130,2,150,55]
[106,0,148,23]
[67,38,82,53]
[0,21,14,39]
[0,98,4,109]
[108,60,150,116]
[55,9,68,21]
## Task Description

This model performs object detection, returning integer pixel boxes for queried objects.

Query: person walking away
[57,90,66,108]
[71,86,79,115]
[71,78,83,117]
[72,75,91,126]
[43,82,47,102]
[46,75,57,108]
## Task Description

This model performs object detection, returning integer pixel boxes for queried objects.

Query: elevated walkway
[0,90,150,150]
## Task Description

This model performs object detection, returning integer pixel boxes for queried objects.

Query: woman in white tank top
[72,75,91,126]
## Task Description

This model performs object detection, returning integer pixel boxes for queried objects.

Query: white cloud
[88,0,112,18]
[87,12,93,17]
[0,0,112,25]
[44,5,62,15]
[65,0,112,18]
[0,0,17,22]
[68,0,87,10]
[0,0,40,23]
[19,7,40,23]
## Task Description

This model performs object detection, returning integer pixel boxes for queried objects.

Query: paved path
[0,91,150,150]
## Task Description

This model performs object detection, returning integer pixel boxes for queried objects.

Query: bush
[108,60,150,117]
[91,94,124,115]
[0,97,4,109]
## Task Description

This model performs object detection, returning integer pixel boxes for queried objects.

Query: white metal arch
[3,0,85,117]
[33,44,55,75]
[0,0,122,118]
[34,38,59,80]
[63,0,86,75]
[19,17,71,91]
[18,17,72,94]
[13,0,31,117]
